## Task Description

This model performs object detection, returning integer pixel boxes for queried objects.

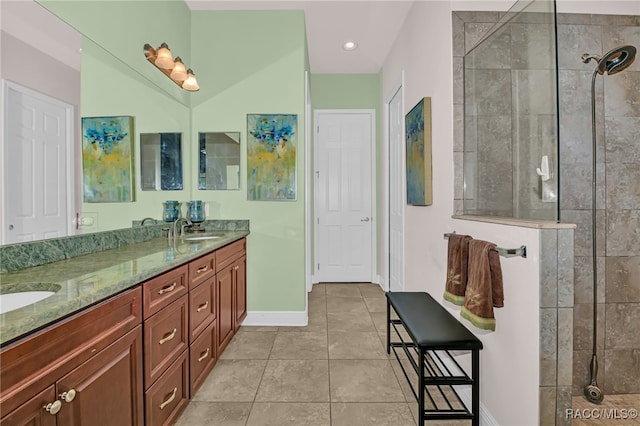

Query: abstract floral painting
[405,97,432,206]
[247,114,297,201]
[82,116,135,202]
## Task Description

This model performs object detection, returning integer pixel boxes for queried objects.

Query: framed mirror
[198,132,241,190]
[140,133,183,191]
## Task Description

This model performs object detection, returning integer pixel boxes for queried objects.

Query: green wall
[310,73,381,110]
[191,10,307,312]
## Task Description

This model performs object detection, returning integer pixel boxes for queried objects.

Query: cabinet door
[234,255,247,332]
[0,386,57,426]
[216,264,234,353]
[56,326,144,426]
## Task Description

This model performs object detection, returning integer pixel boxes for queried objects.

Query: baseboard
[242,310,308,327]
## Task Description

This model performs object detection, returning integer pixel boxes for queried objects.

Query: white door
[3,81,72,244]
[316,111,374,283]
[388,86,405,292]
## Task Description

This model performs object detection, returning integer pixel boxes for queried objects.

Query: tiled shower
[452,0,639,418]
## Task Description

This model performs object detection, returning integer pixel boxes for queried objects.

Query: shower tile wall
[556,13,640,396]
[452,8,640,402]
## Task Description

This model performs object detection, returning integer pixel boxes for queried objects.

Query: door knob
[360,217,370,222]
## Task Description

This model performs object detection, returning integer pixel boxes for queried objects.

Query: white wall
[381,1,541,424]
[382,0,638,423]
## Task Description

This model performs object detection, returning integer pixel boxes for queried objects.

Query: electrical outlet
[78,212,98,228]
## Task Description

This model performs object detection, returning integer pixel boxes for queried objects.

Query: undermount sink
[0,290,57,314]
[182,234,223,242]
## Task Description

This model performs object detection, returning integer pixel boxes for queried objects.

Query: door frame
[1,79,75,243]
[312,109,377,284]
[383,72,405,292]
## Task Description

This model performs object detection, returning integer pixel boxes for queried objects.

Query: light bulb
[155,42,174,69]
[182,69,199,91]
[170,57,188,82]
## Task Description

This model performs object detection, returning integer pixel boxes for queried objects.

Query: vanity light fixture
[342,41,358,51]
[144,43,200,91]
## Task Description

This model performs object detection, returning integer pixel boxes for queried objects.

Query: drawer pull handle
[158,282,177,295]
[60,389,76,403]
[44,400,62,415]
[196,301,209,312]
[197,265,209,273]
[159,387,178,410]
[159,328,177,345]
[197,348,210,362]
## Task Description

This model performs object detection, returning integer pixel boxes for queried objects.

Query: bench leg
[419,346,425,424]
[386,298,390,354]
[472,349,480,426]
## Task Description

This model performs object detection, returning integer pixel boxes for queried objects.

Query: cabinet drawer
[189,277,215,343]
[144,295,188,388]
[143,265,188,319]
[145,350,189,426]
[188,252,215,289]
[215,238,245,271]
[189,320,217,396]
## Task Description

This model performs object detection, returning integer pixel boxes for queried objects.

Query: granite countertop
[0,231,248,347]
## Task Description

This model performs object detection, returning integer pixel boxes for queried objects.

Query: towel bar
[443,232,527,258]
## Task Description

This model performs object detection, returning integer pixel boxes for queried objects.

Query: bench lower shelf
[386,293,481,425]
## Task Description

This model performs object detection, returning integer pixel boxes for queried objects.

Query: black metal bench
[386,292,483,425]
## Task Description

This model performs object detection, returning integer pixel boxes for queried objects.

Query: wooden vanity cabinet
[0,288,143,426]
[215,238,247,353]
[1,236,247,426]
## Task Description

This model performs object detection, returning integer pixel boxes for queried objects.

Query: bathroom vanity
[0,230,247,425]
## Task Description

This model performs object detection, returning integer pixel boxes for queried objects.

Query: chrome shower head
[582,45,637,75]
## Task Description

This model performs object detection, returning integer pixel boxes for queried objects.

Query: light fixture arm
[143,43,199,92]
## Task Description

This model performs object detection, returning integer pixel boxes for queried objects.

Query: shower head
[582,45,637,75]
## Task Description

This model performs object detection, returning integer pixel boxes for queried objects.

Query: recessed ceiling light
[343,41,357,51]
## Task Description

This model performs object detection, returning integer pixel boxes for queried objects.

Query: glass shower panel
[463,0,559,221]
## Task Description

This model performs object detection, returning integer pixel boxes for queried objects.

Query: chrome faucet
[141,217,157,226]
[173,217,192,244]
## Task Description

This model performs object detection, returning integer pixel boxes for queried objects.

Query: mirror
[198,132,241,190]
[0,1,192,244]
[140,133,183,191]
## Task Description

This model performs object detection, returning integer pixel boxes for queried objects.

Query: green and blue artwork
[247,114,297,201]
[405,97,432,206]
[82,116,135,202]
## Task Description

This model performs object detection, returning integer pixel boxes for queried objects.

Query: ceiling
[185,0,416,73]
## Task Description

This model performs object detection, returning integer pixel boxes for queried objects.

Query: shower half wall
[453,2,640,423]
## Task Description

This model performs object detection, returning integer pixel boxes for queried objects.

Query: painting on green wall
[82,116,135,203]
[405,97,432,206]
[247,114,297,201]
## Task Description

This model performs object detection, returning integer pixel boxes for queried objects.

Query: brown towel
[461,239,504,331]
[443,234,472,305]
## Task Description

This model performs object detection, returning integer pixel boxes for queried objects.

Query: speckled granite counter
[0,230,248,347]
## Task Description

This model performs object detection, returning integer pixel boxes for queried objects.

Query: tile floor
[175,283,640,425]
[175,283,458,426]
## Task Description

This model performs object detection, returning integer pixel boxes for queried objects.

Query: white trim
[313,109,377,283]
[242,310,308,327]
[1,79,75,244]
[304,71,313,293]
[383,71,405,293]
